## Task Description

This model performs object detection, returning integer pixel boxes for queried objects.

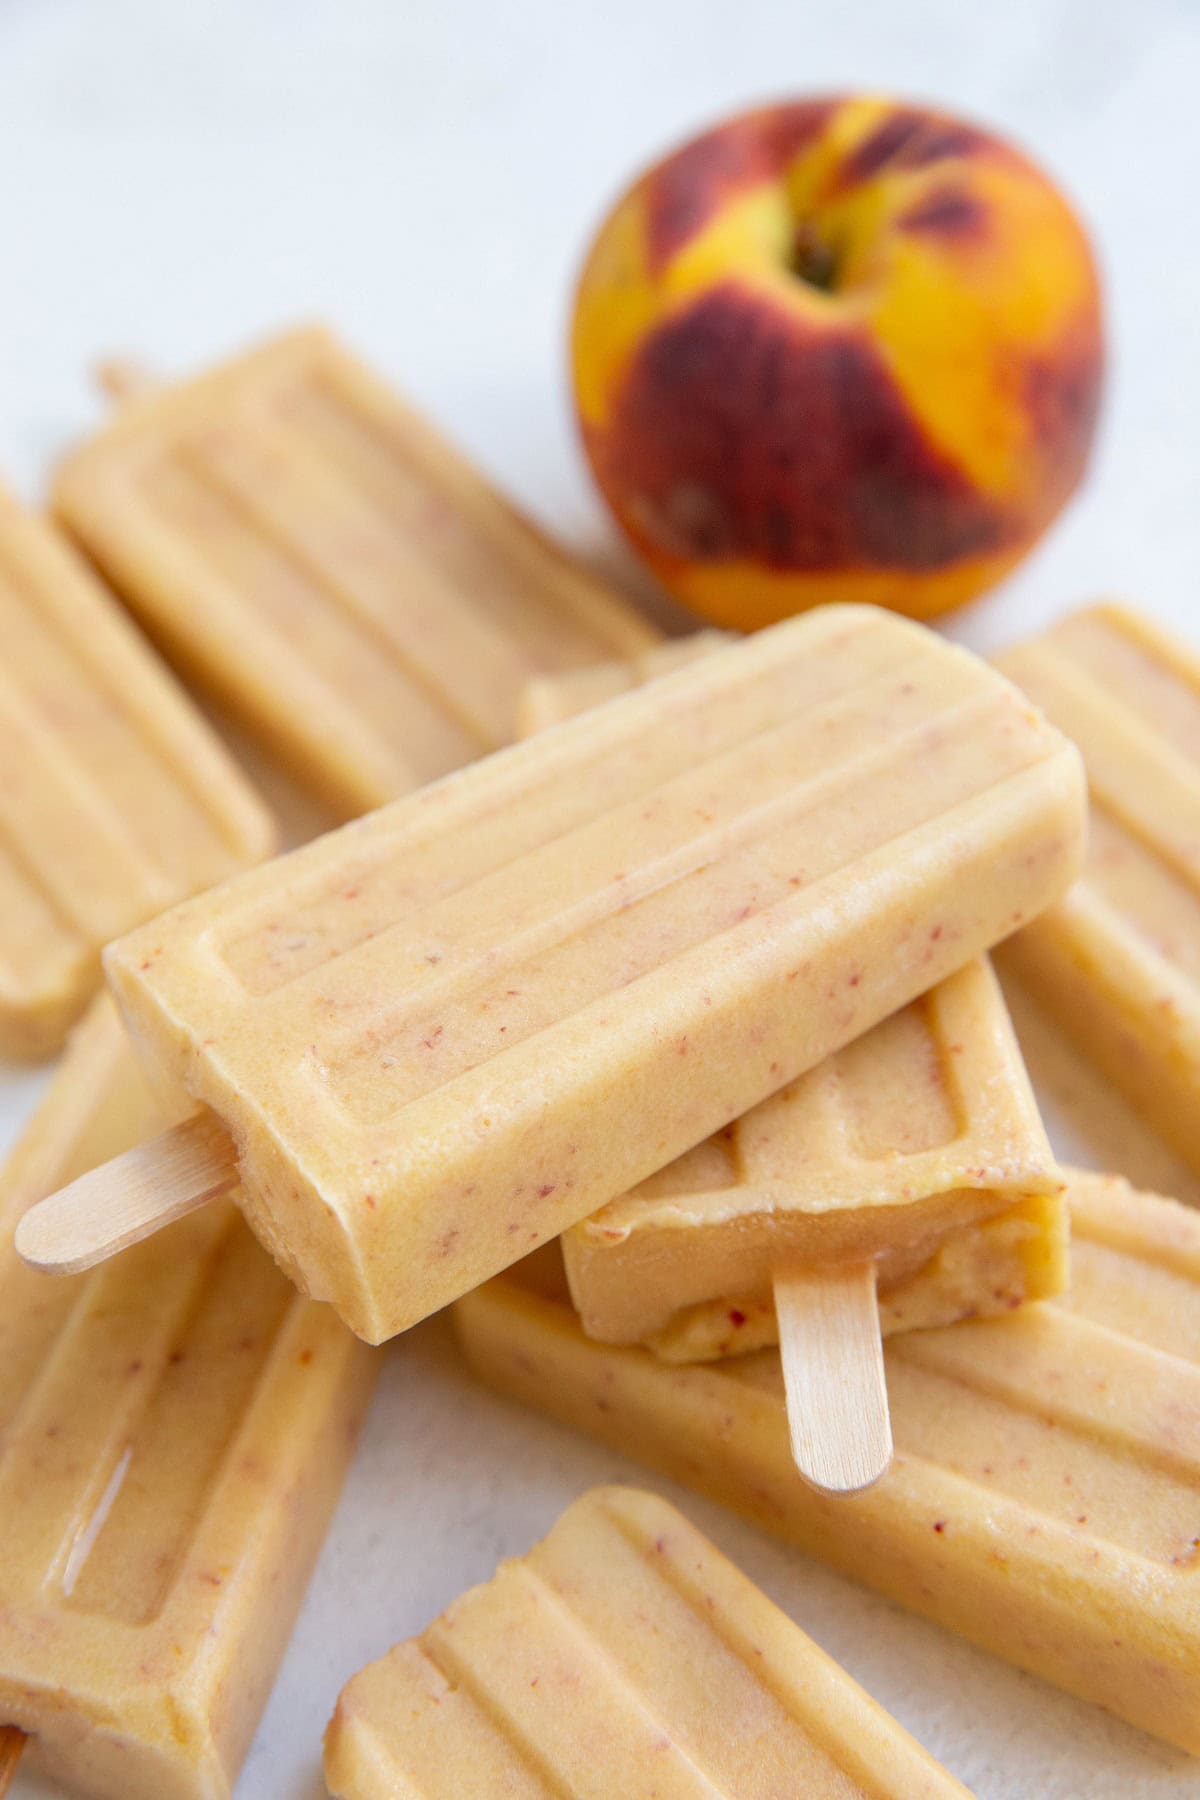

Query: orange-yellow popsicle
[52,327,658,817]
[324,1486,971,1799]
[997,603,1200,1174]
[79,608,1086,1344]
[456,1168,1200,1754]
[0,481,274,1059]
[564,957,1064,1359]
[0,999,375,1800]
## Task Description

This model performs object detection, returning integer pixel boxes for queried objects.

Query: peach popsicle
[515,629,732,737]
[0,996,376,1800]
[524,661,1064,1492]
[51,326,658,818]
[996,604,1200,1176]
[323,1484,972,1799]
[0,480,274,1061]
[455,1168,1200,1755]
[19,609,1085,1350]
[564,957,1065,1361]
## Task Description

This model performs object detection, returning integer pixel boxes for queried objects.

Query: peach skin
[572,94,1104,627]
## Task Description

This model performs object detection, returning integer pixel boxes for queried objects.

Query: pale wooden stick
[93,358,156,403]
[773,1260,893,1495]
[0,1727,24,1794]
[15,1112,238,1276]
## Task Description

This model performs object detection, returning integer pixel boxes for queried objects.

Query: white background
[4,2,1200,1795]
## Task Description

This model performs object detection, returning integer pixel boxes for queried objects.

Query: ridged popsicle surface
[324,1486,971,1799]
[104,608,1085,1342]
[455,1169,1200,1755]
[0,999,376,1800]
[53,327,658,815]
[997,604,1200,1174]
[564,957,1064,1354]
[0,488,274,1058]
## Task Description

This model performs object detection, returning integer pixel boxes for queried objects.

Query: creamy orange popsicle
[19,608,1087,1345]
[565,958,1064,1359]
[456,1168,1200,1754]
[0,481,274,1061]
[51,327,658,817]
[0,998,375,1800]
[997,604,1200,1175]
[520,633,1064,1493]
[324,1485,971,1800]
[515,629,732,737]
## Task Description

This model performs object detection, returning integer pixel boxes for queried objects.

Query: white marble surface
[4,1,1200,1795]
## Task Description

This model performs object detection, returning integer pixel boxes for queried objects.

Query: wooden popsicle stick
[0,1727,25,1794]
[773,1260,893,1495]
[93,358,156,403]
[14,1112,238,1276]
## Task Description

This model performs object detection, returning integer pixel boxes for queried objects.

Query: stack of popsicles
[3,326,1200,1798]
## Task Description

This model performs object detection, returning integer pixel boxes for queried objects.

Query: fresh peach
[571,95,1104,626]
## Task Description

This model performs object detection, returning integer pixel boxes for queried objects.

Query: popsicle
[456,1167,1200,1754]
[0,479,275,1060]
[523,647,1066,1491]
[18,609,1086,1356]
[515,629,732,737]
[324,1484,972,1799]
[51,326,659,817]
[996,604,1200,1175]
[564,956,1065,1359]
[0,996,376,1800]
